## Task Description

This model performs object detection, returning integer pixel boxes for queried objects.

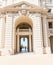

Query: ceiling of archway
[15,15,33,27]
[16,23,32,30]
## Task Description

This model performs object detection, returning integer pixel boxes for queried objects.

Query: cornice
[0,1,47,14]
[0,1,53,19]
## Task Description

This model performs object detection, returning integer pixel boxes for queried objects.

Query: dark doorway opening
[19,36,29,53]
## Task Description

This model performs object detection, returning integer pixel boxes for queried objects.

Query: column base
[45,47,51,54]
[33,47,43,54]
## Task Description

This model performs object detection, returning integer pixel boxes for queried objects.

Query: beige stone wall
[5,14,13,54]
[0,0,53,55]
[42,16,51,54]
[0,18,3,48]
[0,17,5,48]
[30,14,43,54]
[0,12,53,55]
[0,13,52,55]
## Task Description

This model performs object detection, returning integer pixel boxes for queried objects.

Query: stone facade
[0,0,53,56]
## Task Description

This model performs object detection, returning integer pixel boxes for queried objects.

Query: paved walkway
[0,53,53,65]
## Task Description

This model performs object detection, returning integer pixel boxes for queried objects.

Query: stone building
[0,0,53,55]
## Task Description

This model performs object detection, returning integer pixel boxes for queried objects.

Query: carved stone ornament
[21,10,27,15]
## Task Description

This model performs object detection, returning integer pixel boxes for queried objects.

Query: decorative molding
[21,10,27,15]
[0,1,53,19]
[0,1,47,14]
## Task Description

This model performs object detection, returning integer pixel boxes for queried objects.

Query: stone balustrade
[19,29,31,32]
[16,29,32,35]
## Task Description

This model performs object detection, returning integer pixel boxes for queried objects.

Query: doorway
[19,36,29,53]
[15,22,33,54]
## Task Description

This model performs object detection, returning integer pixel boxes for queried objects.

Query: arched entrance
[14,16,33,54]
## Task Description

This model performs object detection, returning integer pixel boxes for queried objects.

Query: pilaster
[29,34,32,52]
[2,17,6,48]
[0,17,5,48]
[5,13,13,54]
[32,13,43,54]
[0,18,3,48]
[17,34,20,53]
[42,15,51,54]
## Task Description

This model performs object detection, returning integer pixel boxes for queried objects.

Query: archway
[14,16,33,54]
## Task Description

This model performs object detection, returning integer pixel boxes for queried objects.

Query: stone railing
[19,29,29,32]
[17,29,31,32]
[16,29,32,35]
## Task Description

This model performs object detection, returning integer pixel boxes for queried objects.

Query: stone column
[32,14,43,54]
[42,15,51,54]
[5,13,13,54]
[29,34,32,52]
[17,34,20,53]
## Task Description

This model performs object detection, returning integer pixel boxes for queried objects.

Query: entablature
[0,1,47,15]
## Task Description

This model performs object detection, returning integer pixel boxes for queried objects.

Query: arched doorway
[14,16,33,54]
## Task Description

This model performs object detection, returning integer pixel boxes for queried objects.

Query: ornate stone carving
[21,10,27,15]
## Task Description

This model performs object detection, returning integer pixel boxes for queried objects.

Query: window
[48,22,53,28]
